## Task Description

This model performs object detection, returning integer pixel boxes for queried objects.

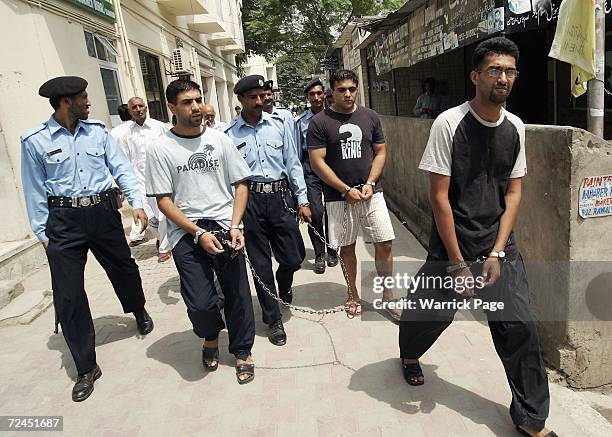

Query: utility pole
[588,0,605,138]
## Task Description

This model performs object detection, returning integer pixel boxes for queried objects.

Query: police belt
[248,179,288,193]
[48,190,114,208]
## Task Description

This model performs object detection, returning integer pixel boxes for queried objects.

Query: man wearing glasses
[399,37,556,437]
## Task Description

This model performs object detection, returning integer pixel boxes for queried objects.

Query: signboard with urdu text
[67,0,116,23]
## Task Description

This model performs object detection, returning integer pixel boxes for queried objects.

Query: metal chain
[201,190,355,316]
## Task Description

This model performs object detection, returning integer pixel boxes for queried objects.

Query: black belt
[48,190,113,208]
[248,179,288,193]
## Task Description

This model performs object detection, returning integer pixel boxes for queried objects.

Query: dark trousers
[172,220,254,359]
[398,256,550,431]
[303,159,336,259]
[45,202,146,375]
[243,189,305,324]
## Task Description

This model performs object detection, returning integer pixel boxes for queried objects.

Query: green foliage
[241,0,404,105]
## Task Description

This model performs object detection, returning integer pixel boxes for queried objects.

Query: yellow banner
[548,0,596,97]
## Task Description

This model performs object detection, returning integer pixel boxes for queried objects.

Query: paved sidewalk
[0,214,610,436]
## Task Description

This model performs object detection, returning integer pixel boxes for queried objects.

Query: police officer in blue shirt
[21,76,154,402]
[224,75,311,346]
[295,77,339,274]
[262,80,295,131]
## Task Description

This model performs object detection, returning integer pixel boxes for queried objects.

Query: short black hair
[330,69,359,90]
[166,79,201,105]
[472,37,520,70]
[117,104,131,121]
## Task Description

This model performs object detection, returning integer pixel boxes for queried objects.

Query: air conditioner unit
[172,48,192,74]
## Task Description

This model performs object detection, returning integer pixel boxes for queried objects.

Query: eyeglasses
[479,68,519,79]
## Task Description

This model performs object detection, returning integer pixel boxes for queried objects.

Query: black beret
[234,75,265,95]
[304,77,323,94]
[39,76,88,98]
[324,88,333,97]
[263,80,274,90]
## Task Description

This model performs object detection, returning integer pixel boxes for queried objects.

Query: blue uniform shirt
[224,111,307,204]
[21,116,143,242]
[295,108,315,161]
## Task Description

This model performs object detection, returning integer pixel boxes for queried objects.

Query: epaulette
[80,119,107,129]
[20,123,47,142]
[223,117,238,133]
[270,112,285,122]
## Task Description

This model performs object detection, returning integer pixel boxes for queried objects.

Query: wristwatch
[230,224,241,230]
[193,229,207,245]
[366,181,376,187]
[298,202,310,208]
[488,251,506,259]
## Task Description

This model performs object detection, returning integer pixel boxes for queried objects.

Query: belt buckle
[71,197,78,208]
[80,197,91,207]
[262,183,272,193]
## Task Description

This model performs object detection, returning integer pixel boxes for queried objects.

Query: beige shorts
[326,192,395,248]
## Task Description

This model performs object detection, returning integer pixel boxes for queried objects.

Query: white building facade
[0,0,245,279]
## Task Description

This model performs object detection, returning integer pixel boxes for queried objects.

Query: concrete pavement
[0,213,610,436]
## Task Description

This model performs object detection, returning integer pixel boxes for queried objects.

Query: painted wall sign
[579,174,612,218]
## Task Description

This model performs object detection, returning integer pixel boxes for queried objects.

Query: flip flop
[236,363,255,384]
[382,298,402,322]
[202,346,219,371]
[402,360,424,386]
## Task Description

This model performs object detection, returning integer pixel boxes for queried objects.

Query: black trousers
[45,202,146,375]
[242,189,305,324]
[172,220,254,359]
[303,159,336,259]
[398,256,550,431]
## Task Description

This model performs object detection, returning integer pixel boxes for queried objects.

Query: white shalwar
[111,117,171,252]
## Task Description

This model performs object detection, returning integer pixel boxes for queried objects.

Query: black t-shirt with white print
[307,106,385,201]
[419,102,527,261]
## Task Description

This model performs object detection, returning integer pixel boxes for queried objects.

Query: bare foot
[158,252,172,263]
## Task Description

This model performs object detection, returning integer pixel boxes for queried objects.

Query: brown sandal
[236,363,255,384]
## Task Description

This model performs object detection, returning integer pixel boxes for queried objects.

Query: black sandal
[515,426,558,437]
[202,346,219,371]
[402,360,424,386]
[236,363,255,385]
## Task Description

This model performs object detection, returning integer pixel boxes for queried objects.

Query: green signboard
[67,0,116,23]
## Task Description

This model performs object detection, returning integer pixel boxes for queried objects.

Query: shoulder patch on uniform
[270,112,285,122]
[80,119,107,128]
[20,123,46,141]
[224,118,238,132]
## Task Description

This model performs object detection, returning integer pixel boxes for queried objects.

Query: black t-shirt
[306,106,385,201]
[419,102,527,260]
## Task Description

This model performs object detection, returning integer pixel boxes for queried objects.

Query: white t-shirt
[145,128,251,248]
